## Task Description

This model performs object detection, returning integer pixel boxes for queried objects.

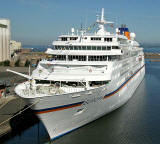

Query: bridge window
[61,37,67,41]
[70,37,78,40]
[91,37,101,41]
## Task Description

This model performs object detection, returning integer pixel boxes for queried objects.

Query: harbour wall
[0,67,36,138]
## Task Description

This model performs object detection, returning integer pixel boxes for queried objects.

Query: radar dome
[130,33,136,40]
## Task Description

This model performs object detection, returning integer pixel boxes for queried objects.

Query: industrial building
[0,19,10,62]
[10,40,21,55]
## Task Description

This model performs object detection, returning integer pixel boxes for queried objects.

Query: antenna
[101,8,104,21]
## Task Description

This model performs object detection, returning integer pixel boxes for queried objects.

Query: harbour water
[1,58,160,144]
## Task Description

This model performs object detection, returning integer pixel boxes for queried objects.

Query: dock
[0,67,34,138]
[0,96,26,137]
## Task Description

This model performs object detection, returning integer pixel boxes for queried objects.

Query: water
[143,47,160,53]
[1,61,160,144]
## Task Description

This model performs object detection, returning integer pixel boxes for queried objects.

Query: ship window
[61,46,64,50]
[108,55,120,61]
[61,37,67,41]
[69,46,73,50]
[102,46,106,50]
[35,80,51,84]
[57,46,61,50]
[87,46,91,50]
[107,46,111,50]
[89,81,109,87]
[65,46,69,50]
[91,37,101,41]
[56,55,66,60]
[112,46,120,49]
[104,38,112,42]
[82,46,86,50]
[78,46,81,50]
[88,55,108,61]
[74,46,78,50]
[70,37,78,40]
[97,46,101,50]
[92,46,96,50]
[68,55,86,61]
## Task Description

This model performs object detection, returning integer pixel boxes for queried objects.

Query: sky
[0,0,160,46]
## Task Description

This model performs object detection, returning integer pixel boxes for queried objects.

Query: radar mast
[96,8,113,35]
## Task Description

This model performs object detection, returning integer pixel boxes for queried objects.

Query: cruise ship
[8,8,145,140]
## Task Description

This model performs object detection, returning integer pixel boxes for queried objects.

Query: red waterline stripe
[35,103,82,114]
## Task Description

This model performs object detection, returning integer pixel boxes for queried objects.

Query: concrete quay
[0,66,34,138]
[0,96,26,137]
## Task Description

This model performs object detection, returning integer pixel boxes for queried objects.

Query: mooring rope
[0,98,40,127]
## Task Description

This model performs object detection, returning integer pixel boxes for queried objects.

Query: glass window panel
[107,46,111,50]
[65,46,69,50]
[82,46,86,50]
[74,46,78,50]
[102,46,106,50]
[69,46,73,50]
[92,46,96,50]
[61,46,64,49]
[97,46,101,50]
[87,46,91,50]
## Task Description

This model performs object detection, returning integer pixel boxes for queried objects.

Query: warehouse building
[0,19,10,62]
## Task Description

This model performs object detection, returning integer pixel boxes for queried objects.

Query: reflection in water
[1,62,160,144]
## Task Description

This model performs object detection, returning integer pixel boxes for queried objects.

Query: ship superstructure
[8,8,145,140]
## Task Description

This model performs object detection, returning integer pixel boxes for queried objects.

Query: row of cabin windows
[61,37,78,41]
[60,37,113,42]
[54,45,120,50]
[51,55,121,61]
[35,80,109,87]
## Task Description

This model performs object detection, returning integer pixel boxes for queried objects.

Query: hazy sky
[0,0,160,46]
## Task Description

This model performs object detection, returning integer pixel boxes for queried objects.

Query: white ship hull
[24,64,145,140]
